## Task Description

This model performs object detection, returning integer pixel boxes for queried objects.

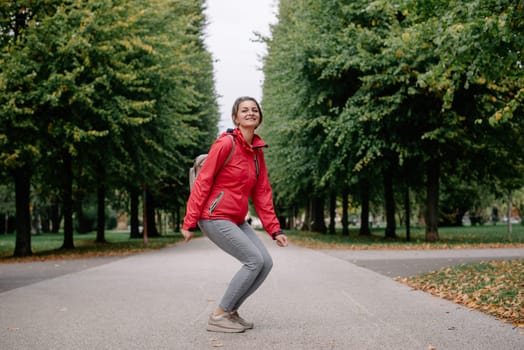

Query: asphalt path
[0,257,121,293]
[0,235,522,350]
[321,247,524,278]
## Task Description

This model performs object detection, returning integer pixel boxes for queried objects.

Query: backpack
[189,132,235,191]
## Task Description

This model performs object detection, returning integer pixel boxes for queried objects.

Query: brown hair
[231,96,263,128]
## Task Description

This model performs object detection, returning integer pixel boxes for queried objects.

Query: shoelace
[229,311,252,326]
[229,311,241,321]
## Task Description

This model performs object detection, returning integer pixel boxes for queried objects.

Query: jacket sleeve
[183,135,234,230]
[251,149,282,236]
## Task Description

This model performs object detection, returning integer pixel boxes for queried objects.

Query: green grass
[1,225,521,262]
[0,230,197,262]
[287,224,524,250]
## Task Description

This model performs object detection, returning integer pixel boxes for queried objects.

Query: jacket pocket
[209,191,224,214]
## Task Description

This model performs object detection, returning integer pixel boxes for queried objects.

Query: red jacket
[183,128,281,236]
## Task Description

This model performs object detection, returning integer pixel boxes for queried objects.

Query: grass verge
[396,259,523,328]
[0,231,194,263]
[286,224,524,250]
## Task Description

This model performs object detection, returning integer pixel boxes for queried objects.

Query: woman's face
[233,100,261,129]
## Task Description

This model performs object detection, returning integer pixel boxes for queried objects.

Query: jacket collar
[231,128,267,149]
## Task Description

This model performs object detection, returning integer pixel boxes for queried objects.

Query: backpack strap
[189,131,236,192]
[217,133,235,174]
[221,129,258,179]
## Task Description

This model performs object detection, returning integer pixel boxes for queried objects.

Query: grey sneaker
[229,311,254,329]
[206,312,246,333]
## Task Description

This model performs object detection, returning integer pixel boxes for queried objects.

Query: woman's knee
[264,255,273,271]
[246,251,273,272]
[245,252,265,271]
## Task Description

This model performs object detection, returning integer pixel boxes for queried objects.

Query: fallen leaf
[397,259,523,327]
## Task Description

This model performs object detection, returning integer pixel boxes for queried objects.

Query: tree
[1,0,218,255]
[262,0,357,233]
[261,0,523,242]
[0,1,63,256]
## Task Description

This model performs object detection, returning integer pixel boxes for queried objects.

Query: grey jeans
[198,219,273,312]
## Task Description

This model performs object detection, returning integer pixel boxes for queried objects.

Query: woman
[181,96,289,333]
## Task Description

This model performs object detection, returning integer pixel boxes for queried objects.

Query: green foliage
[0,183,15,215]
[261,0,524,237]
[75,198,118,234]
[0,0,218,254]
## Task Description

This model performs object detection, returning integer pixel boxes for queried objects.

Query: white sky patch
[204,0,278,131]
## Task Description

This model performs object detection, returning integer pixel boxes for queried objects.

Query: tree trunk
[50,201,61,233]
[13,167,32,257]
[384,169,396,239]
[96,182,106,243]
[76,201,89,234]
[156,209,163,235]
[61,151,75,249]
[31,201,41,235]
[301,199,311,231]
[425,157,440,242]
[359,177,371,236]
[507,191,513,234]
[405,186,411,242]
[173,206,180,233]
[328,192,336,234]
[130,186,140,238]
[341,187,349,236]
[142,184,148,244]
[288,205,296,231]
[145,189,159,237]
[311,195,327,233]
[41,205,50,233]
[0,214,5,234]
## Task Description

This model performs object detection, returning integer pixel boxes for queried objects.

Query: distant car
[461,214,484,226]
[500,216,522,224]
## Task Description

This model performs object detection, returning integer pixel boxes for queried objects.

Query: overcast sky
[203,0,278,132]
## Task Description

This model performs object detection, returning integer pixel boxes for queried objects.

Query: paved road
[0,257,121,293]
[322,247,524,278]
[0,236,522,350]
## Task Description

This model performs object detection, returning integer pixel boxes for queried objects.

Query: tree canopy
[0,0,218,256]
[261,0,523,240]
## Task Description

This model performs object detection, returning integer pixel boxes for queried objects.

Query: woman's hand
[181,229,193,243]
[275,234,288,247]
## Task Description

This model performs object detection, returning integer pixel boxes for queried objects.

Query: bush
[75,202,118,233]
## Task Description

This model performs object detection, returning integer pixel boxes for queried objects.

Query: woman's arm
[251,150,283,237]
